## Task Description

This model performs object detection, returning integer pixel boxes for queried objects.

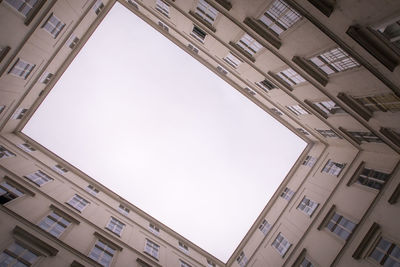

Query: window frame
[67,194,89,212]
[144,239,160,259]
[8,58,35,79]
[308,47,360,75]
[106,217,125,236]
[272,232,291,257]
[297,196,319,216]
[41,13,65,39]
[0,145,16,159]
[24,170,54,186]
[38,210,72,238]
[88,239,116,267]
[321,159,346,176]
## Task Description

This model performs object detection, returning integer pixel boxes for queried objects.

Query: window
[144,239,160,259]
[377,20,400,49]
[0,105,5,114]
[195,0,218,25]
[216,65,228,75]
[236,251,247,267]
[277,68,305,86]
[300,257,314,267]
[38,211,71,237]
[354,93,400,113]
[67,194,89,212]
[224,52,242,68]
[67,35,80,49]
[256,79,276,92]
[259,219,271,235]
[12,108,28,119]
[156,0,169,16]
[24,170,53,186]
[313,100,345,115]
[5,0,40,17]
[89,240,116,267]
[178,241,189,253]
[297,197,318,216]
[126,0,139,9]
[207,259,216,267]
[0,145,16,159]
[158,21,169,32]
[149,223,160,235]
[272,233,291,256]
[93,1,104,15]
[259,0,302,35]
[9,58,35,79]
[180,260,192,267]
[322,160,345,176]
[0,181,24,205]
[236,34,262,56]
[40,72,54,84]
[86,185,99,196]
[18,143,36,152]
[347,131,383,143]
[270,108,283,116]
[42,13,65,38]
[297,128,310,135]
[106,217,125,236]
[118,204,129,215]
[302,155,316,167]
[188,43,199,54]
[191,25,207,42]
[244,87,256,96]
[0,243,39,266]
[309,47,359,75]
[280,187,294,201]
[326,212,356,240]
[286,105,309,115]
[52,164,68,175]
[357,168,390,190]
[369,237,400,266]
[316,129,340,138]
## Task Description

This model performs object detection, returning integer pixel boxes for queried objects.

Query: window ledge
[143,251,159,261]
[13,226,59,256]
[337,92,372,121]
[352,222,380,259]
[214,0,231,11]
[243,17,281,49]
[307,0,335,17]
[292,56,328,86]
[188,11,216,32]
[346,25,400,72]
[229,41,256,62]
[268,71,294,91]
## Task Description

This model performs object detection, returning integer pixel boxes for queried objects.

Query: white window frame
[224,52,242,68]
[357,168,390,190]
[236,34,262,56]
[286,105,309,115]
[12,108,28,120]
[178,241,189,253]
[297,196,318,216]
[24,170,53,186]
[52,164,68,175]
[236,251,247,267]
[195,0,218,25]
[156,0,169,16]
[272,233,291,256]
[280,187,294,201]
[42,13,65,38]
[118,204,130,216]
[313,100,345,115]
[9,58,35,79]
[322,160,345,176]
[0,242,39,266]
[325,212,356,240]
[93,0,104,15]
[5,0,38,17]
[0,181,24,204]
[259,0,302,35]
[106,217,125,236]
[149,222,160,235]
[144,239,160,259]
[86,185,99,195]
[0,145,16,159]
[302,155,316,167]
[259,219,271,235]
[277,68,305,86]
[309,47,359,75]
[89,240,116,267]
[67,194,89,212]
[369,237,400,266]
[18,143,36,152]
[191,25,207,42]
[38,211,71,237]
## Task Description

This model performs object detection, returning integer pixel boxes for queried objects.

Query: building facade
[0,0,399,266]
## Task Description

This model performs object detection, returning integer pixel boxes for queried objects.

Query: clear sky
[23,2,306,262]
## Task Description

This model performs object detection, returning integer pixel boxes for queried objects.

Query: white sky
[23,3,306,262]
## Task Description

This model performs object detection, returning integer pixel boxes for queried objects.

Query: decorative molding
[346,25,400,72]
[388,182,400,204]
[380,127,400,148]
[307,0,335,17]
[292,56,328,86]
[352,222,380,259]
[24,0,46,26]
[243,17,281,49]
[229,41,256,62]
[268,71,294,91]
[337,92,372,121]
[214,0,232,11]
[317,205,335,230]
[13,226,59,256]
[339,127,361,145]
[346,161,365,186]
[188,11,216,32]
